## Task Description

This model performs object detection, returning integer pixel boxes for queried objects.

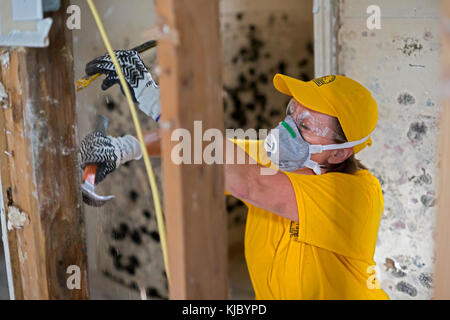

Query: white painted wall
[336,0,440,299]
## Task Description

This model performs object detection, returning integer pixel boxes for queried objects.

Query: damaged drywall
[0,52,9,110]
[337,0,440,299]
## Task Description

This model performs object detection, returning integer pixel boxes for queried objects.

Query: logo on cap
[312,75,336,87]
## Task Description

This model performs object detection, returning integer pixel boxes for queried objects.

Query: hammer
[81,115,115,207]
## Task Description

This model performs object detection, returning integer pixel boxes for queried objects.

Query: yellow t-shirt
[232,138,389,300]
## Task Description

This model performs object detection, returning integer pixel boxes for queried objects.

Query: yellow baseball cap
[273,73,378,154]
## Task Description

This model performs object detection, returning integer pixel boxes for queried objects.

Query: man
[80,50,389,300]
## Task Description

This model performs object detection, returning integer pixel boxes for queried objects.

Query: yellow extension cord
[86,0,170,283]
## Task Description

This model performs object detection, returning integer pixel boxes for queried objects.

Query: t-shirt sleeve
[228,138,274,167]
[225,139,264,196]
[225,138,278,199]
[284,171,384,261]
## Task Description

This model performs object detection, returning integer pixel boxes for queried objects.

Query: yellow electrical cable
[86,0,170,283]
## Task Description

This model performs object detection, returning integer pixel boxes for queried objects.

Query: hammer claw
[81,180,115,207]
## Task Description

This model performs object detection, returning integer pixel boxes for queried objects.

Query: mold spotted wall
[337,0,440,299]
[72,0,313,299]
[221,0,314,245]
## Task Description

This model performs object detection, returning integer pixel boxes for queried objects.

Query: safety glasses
[285,99,346,142]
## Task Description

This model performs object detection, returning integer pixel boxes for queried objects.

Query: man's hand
[80,131,142,184]
[85,49,161,121]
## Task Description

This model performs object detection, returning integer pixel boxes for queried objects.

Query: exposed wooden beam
[0,1,89,299]
[434,0,450,300]
[155,0,227,299]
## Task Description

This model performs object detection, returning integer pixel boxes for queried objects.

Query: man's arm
[143,130,161,157]
[224,138,299,222]
[120,131,299,221]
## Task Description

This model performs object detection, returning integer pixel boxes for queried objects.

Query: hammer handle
[131,39,157,53]
[94,114,109,135]
[82,164,97,185]
[82,115,110,184]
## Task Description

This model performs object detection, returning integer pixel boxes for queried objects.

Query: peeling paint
[0,81,8,106]
[384,258,397,272]
[7,206,30,230]
[0,51,9,68]
[4,150,13,157]
[0,175,15,299]
[18,247,28,265]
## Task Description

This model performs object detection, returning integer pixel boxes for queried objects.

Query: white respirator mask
[264,115,370,175]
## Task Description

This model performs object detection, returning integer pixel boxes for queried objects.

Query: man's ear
[328,147,354,164]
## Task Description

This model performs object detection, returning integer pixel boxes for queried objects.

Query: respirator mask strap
[306,135,371,175]
[304,159,323,175]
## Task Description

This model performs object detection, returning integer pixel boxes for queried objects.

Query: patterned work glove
[80,131,143,184]
[85,50,161,122]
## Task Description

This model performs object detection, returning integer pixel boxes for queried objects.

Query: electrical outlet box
[12,0,43,21]
[0,0,52,47]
